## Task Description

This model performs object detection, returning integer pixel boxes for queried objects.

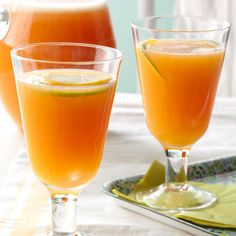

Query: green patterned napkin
[112,161,165,202]
[112,160,236,229]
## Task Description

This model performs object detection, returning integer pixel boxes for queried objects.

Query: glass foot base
[136,183,217,211]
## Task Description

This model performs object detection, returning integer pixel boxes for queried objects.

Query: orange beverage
[17,69,116,188]
[0,0,115,127]
[136,39,225,148]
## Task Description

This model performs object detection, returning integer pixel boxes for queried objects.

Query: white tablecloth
[78,94,236,236]
[1,93,236,235]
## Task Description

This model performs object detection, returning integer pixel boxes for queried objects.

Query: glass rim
[131,15,231,33]
[11,42,122,65]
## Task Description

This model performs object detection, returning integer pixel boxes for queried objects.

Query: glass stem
[51,194,78,236]
[165,149,189,184]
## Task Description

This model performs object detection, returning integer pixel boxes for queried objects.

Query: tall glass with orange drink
[18,68,116,189]
[11,42,121,235]
[132,16,230,211]
[136,39,225,148]
[0,0,115,128]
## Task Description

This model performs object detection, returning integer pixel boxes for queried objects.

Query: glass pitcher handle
[0,4,10,40]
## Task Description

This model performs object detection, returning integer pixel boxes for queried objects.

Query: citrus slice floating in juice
[140,39,220,80]
[140,39,164,79]
[25,69,113,97]
[39,69,112,86]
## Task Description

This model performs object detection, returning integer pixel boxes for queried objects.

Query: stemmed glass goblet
[132,16,230,211]
[11,42,121,235]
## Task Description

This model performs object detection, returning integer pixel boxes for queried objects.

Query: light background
[107,0,174,93]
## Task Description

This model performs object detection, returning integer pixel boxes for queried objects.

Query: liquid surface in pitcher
[0,0,115,127]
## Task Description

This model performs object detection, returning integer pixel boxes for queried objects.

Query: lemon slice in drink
[27,69,113,97]
[140,39,164,79]
[40,69,112,86]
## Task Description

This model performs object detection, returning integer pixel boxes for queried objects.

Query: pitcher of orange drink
[0,0,115,128]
